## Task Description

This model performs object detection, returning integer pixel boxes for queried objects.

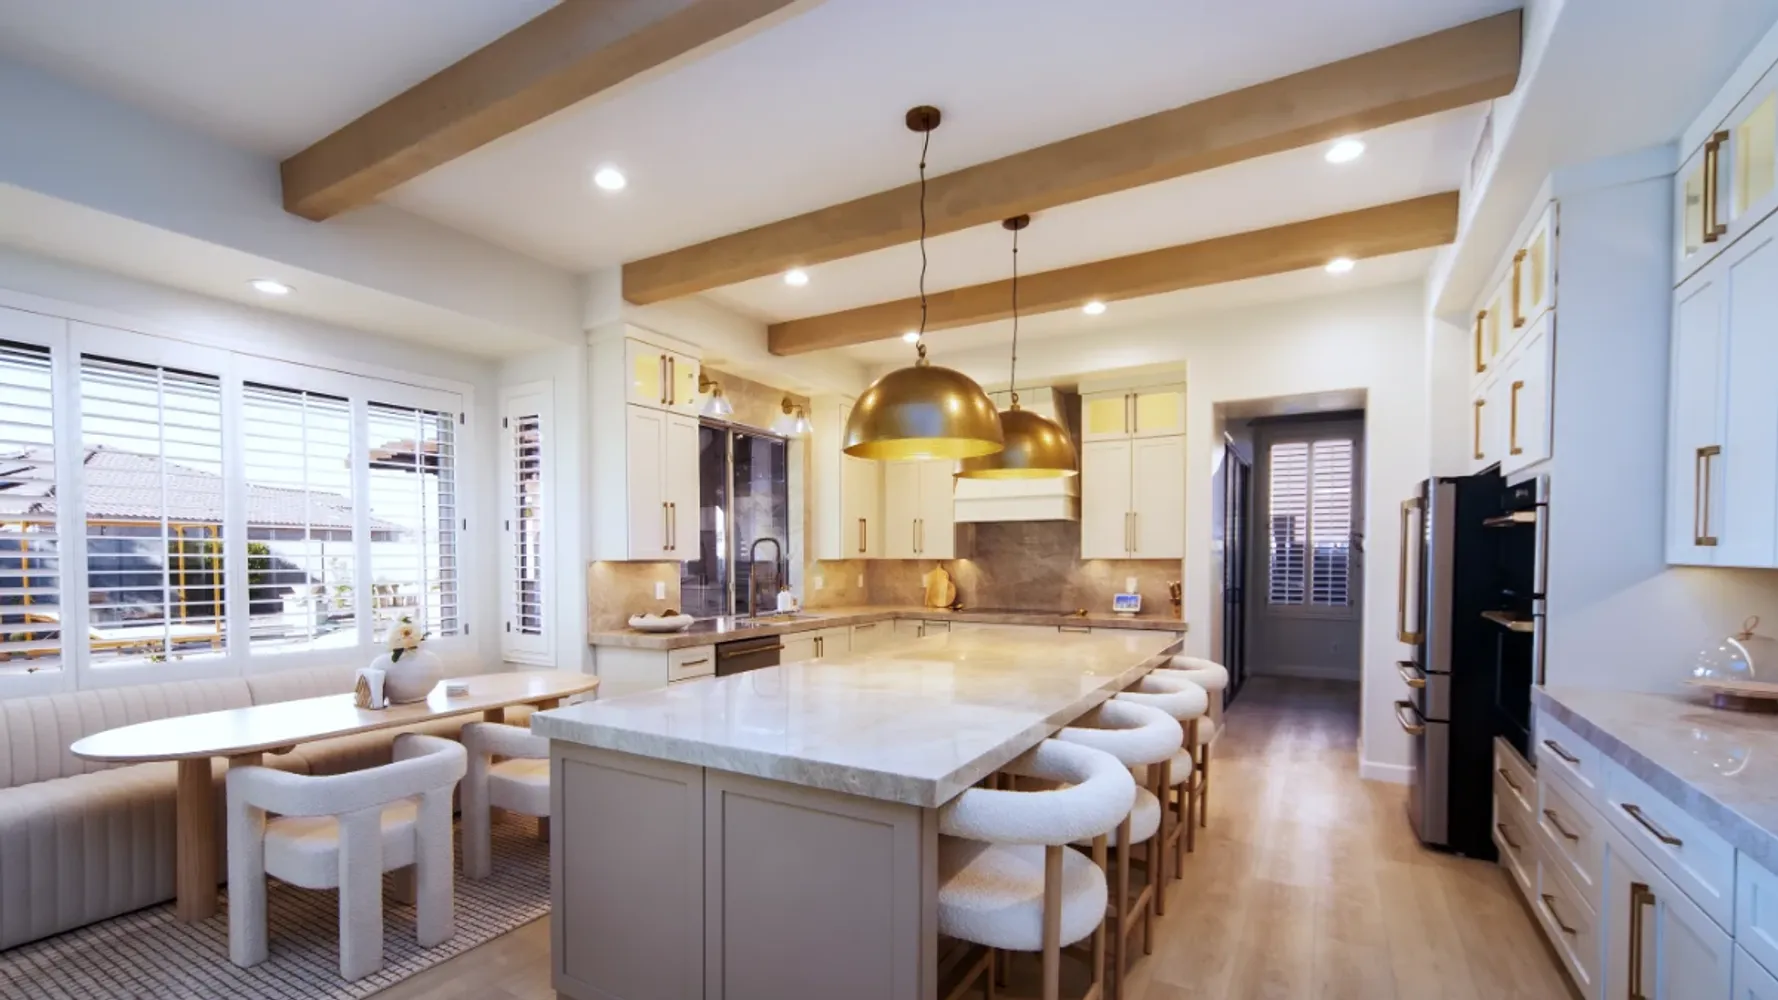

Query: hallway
[382,678,1574,1000]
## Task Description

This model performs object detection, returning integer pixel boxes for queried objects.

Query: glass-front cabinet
[1676,62,1778,286]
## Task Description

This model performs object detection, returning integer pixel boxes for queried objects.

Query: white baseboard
[1360,759,1412,784]
[1251,663,1362,682]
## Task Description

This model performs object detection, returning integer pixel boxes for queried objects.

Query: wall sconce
[773,396,811,437]
[698,371,734,418]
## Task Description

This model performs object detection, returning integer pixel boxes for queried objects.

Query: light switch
[815,575,825,590]
[654,581,666,600]
[857,574,865,588]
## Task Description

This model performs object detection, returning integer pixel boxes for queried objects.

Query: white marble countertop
[534,630,1182,807]
[1538,686,1778,869]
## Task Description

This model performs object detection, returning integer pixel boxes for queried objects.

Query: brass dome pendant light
[958,215,1079,479]
[842,106,1004,462]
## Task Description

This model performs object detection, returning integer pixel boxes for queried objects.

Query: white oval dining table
[70,669,599,923]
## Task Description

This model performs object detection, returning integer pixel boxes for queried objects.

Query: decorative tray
[1685,677,1778,713]
[628,613,694,633]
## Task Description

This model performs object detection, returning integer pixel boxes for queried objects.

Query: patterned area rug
[0,814,549,999]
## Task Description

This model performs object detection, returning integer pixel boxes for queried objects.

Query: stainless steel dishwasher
[715,634,782,676]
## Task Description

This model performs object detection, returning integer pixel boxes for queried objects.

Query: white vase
[377,648,442,704]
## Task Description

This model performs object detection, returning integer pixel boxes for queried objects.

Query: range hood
[952,387,1080,522]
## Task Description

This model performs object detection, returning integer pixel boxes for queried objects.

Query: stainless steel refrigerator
[1396,471,1546,857]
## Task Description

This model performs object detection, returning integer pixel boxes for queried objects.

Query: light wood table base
[174,758,217,922]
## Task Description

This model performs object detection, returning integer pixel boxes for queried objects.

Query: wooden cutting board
[922,567,956,609]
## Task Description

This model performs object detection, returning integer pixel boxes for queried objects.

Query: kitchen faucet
[745,537,784,618]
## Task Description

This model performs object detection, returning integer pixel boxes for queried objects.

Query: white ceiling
[0,0,555,156]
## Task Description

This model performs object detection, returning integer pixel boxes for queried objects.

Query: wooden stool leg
[1042,844,1063,1000]
[537,816,550,841]
[1153,759,1170,914]
[1178,780,1192,870]
[1199,742,1211,829]
[1113,816,1131,999]
[1091,834,1108,995]
[985,948,997,1000]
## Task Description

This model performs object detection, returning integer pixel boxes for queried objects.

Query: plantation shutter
[1266,437,1355,608]
[0,340,62,669]
[79,355,226,664]
[1309,439,1355,606]
[366,402,459,640]
[1266,442,1309,605]
[502,392,548,661]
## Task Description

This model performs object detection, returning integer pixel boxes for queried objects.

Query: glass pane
[511,411,544,635]
[733,432,789,617]
[1085,395,1126,436]
[1736,92,1777,217]
[1134,390,1181,434]
[1528,229,1548,313]
[1266,442,1308,605]
[366,402,459,639]
[678,425,728,619]
[0,340,61,673]
[1683,160,1707,256]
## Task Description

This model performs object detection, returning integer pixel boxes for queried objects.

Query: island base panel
[552,744,939,1000]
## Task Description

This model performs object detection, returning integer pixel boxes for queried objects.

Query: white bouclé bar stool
[1054,699,1183,997]
[1115,672,1208,893]
[1159,657,1230,830]
[937,739,1135,1000]
[460,721,551,879]
[226,734,466,981]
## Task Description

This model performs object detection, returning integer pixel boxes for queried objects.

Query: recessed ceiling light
[1325,137,1366,164]
[249,279,292,296]
[1082,300,1107,316]
[901,331,920,343]
[592,166,627,191]
[784,269,810,287]
[1325,257,1356,274]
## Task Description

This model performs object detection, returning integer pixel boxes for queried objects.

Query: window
[680,424,790,618]
[79,355,226,665]
[1266,437,1355,608]
[500,386,549,662]
[0,340,60,670]
[241,383,356,653]
[366,402,459,641]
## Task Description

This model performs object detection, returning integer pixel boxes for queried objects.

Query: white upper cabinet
[616,406,699,561]
[1498,312,1554,480]
[1677,58,1778,286]
[1513,203,1558,331]
[593,329,703,561]
[625,337,700,414]
[1080,440,1133,560]
[812,397,883,560]
[881,460,955,559]
[1081,435,1184,560]
[1667,225,1778,567]
[1081,384,1185,441]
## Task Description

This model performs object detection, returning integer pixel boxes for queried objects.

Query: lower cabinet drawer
[1535,709,1604,806]
[667,644,715,683]
[1602,759,1735,930]
[1495,737,1536,821]
[1538,771,1605,909]
[1537,846,1603,996]
[1494,803,1535,899]
[1739,852,1778,980]
[1735,944,1778,1000]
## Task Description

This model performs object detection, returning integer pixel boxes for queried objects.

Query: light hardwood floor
[377,677,1573,1000]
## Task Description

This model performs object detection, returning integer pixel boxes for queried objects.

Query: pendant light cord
[1008,225,1020,407]
[916,127,931,360]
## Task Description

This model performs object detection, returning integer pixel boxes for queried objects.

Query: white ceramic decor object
[381,648,442,705]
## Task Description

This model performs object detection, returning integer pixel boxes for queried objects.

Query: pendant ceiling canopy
[842,106,1004,463]
[957,214,1078,479]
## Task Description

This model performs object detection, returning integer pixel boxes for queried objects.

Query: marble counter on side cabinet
[1537,686,1778,869]
[534,630,1181,808]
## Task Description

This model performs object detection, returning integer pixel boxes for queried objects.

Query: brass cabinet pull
[1397,661,1425,689]
[1540,893,1578,935]
[1496,822,1521,851]
[1393,700,1426,736]
[1704,131,1730,243]
[670,502,677,550]
[1508,380,1525,455]
[1696,445,1721,546]
[661,502,670,552]
[666,355,675,405]
[1495,766,1523,794]
[1127,393,1135,435]
[1621,802,1684,847]
[1543,807,1580,842]
[1629,882,1654,1000]
[1474,311,1488,373]
[1472,398,1485,461]
[1542,738,1580,764]
[680,657,709,667]
[1511,249,1528,328]
[659,355,668,405]
[1397,498,1423,643]
[858,517,866,554]
[1130,511,1138,554]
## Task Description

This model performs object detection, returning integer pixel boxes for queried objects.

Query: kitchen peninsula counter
[586,604,1188,650]
[536,629,1182,999]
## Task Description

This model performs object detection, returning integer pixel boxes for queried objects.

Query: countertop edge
[589,607,1189,650]
[1534,687,1778,870]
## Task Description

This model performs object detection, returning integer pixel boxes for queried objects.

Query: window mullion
[53,332,87,691]
[221,362,250,669]
[350,397,374,651]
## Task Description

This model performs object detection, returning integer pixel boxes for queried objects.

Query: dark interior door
[1223,444,1251,703]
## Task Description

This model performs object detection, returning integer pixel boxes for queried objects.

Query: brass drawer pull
[1543,808,1580,842]
[679,658,709,668]
[1397,661,1425,689]
[1496,822,1522,851]
[1495,766,1522,795]
[1621,803,1683,847]
[1393,700,1425,736]
[1542,739,1580,764]
[1540,893,1577,935]
[1629,882,1654,999]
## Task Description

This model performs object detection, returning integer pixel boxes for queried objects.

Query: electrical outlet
[815,575,825,590]
[857,574,865,588]
[654,581,666,600]
[1125,576,1138,593]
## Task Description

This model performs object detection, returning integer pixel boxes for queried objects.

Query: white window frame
[499,382,552,666]
[0,297,480,699]
[1254,419,1364,623]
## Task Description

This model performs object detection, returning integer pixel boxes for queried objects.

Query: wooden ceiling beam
[766,192,1459,356]
[624,10,1518,304]
[281,0,810,221]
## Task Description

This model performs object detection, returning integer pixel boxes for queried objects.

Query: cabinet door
[1469,375,1496,474]
[668,351,702,414]
[626,406,668,559]
[849,621,887,651]
[1131,436,1185,559]
[1471,306,1492,381]
[1516,202,1557,328]
[1500,313,1553,478]
[1130,387,1185,439]
[1677,139,1728,286]
[1081,439,1133,558]
[665,414,700,562]
[839,403,884,558]
[626,340,669,409]
[1669,267,1726,564]
[918,461,956,559]
[882,461,921,559]
[781,634,818,664]
[1605,829,1734,1000]
[1717,228,1778,568]
[1081,391,1130,440]
[1735,946,1778,1000]
[1484,280,1509,370]
[814,627,851,657]
[1729,71,1778,241]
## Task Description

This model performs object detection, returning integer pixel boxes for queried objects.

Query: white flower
[388,622,422,651]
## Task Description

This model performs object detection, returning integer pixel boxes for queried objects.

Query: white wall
[956,282,1431,781]
[0,246,506,693]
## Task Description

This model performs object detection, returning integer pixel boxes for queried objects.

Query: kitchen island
[531,628,1182,1000]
